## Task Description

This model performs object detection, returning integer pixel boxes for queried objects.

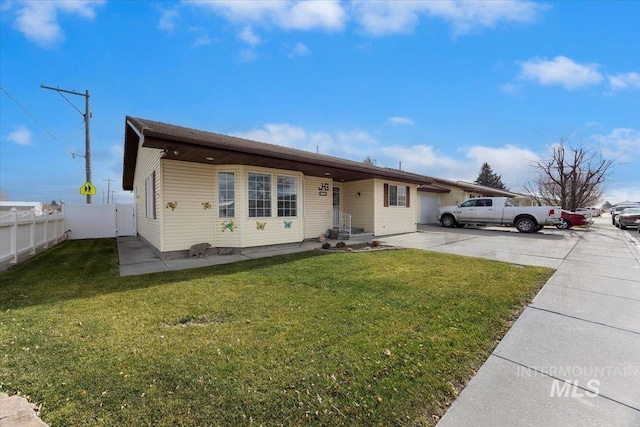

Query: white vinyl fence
[0,203,136,270]
[63,203,135,240]
[0,208,66,267]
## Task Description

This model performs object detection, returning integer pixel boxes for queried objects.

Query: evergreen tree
[475,163,508,190]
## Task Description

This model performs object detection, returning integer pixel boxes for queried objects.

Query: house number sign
[318,182,329,196]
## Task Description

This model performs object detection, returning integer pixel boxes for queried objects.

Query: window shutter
[406,186,410,208]
[383,183,389,207]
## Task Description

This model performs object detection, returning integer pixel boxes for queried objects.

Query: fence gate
[64,204,135,240]
[116,204,136,237]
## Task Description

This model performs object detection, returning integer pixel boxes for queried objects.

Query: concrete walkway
[116,235,375,277]
[433,217,640,426]
[0,392,47,427]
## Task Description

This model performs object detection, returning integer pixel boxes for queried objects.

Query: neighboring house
[122,117,445,258]
[0,201,43,216]
[427,179,536,207]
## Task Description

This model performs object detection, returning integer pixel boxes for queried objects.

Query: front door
[332,186,341,228]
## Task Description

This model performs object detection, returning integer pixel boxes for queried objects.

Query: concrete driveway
[383,223,587,269]
[389,216,640,426]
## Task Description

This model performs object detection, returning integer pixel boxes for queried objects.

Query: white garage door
[420,195,439,224]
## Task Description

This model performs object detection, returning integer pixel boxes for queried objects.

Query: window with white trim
[145,172,156,219]
[218,172,235,218]
[389,185,406,207]
[277,176,297,217]
[248,172,271,217]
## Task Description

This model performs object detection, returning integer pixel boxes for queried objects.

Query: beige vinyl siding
[373,179,418,236]
[342,180,374,232]
[303,176,333,239]
[162,160,216,252]
[437,184,475,207]
[242,166,304,248]
[133,147,162,251]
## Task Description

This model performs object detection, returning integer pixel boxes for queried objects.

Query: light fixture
[324,172,331,176]
[356,192,361,198]
[163,148,179,156]
[206,157,215,161]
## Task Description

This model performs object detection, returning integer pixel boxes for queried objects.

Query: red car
[556,210,589,229]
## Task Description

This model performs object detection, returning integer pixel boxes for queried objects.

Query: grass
[0,239,554,426]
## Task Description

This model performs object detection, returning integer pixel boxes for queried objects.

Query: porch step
[337,231,374,240]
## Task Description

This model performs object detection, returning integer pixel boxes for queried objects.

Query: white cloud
[352,0,545,36]
[382,143,540,190]
[12,0,105,47]
[499,82,521,95]
[608,72,640,91]
[231,123,375,159]
[518,56,603,90]
[158,7,179,32]
[465,144,540,187]
[188,0,346,31]
[591,128,640,161]
[6,125,32,146]
[239,25,260,46]
[288,42,311,58]
[388,116,413,126]
[189,26,211,46]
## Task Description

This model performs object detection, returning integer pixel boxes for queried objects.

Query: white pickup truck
[438,197,562,233]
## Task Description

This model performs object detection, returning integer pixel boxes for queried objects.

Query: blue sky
[1,0,639,206]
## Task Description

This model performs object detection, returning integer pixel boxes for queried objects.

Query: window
[460,199,476,208]
[383,184,410,208]
[218,172,235,218]
[389,185,407,207]
[476,199,493,207]
[277,176,297,217]
[145,172,156,219]
[248,172,271,217]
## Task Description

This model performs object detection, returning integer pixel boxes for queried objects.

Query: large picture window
[277,176,297,217]
[218,172,235,218]
[145,172,156,219]
[248,172,271,217]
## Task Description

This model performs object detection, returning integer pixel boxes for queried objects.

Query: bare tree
[363,156,377,166]
[523,136,617,211]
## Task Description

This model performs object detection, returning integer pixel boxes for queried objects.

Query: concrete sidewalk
[116,235,374,277]
[436,217,640,426]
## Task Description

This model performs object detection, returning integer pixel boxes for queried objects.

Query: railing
[0,208,66,267]
[333,209,352,235]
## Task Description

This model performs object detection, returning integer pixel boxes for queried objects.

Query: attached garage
[417,184,449,224]
[419,195,439,224]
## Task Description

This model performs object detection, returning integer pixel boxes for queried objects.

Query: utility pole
[41,84,92,203]
[103,179,115,204]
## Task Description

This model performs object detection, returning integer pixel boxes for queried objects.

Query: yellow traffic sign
[80,182,97,195]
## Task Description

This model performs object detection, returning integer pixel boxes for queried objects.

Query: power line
[0,85,84,166]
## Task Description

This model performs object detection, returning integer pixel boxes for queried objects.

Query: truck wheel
[441,214,456,228]
[556,218,571,229]
[515,217,536,233]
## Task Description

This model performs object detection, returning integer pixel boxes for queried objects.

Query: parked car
[614,208,640,229]
[438,197,562,233]
[611,204,640,223]
[556,210,590,229]
[611,204,640,225]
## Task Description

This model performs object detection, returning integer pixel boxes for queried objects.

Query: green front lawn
[0,240,553,426]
